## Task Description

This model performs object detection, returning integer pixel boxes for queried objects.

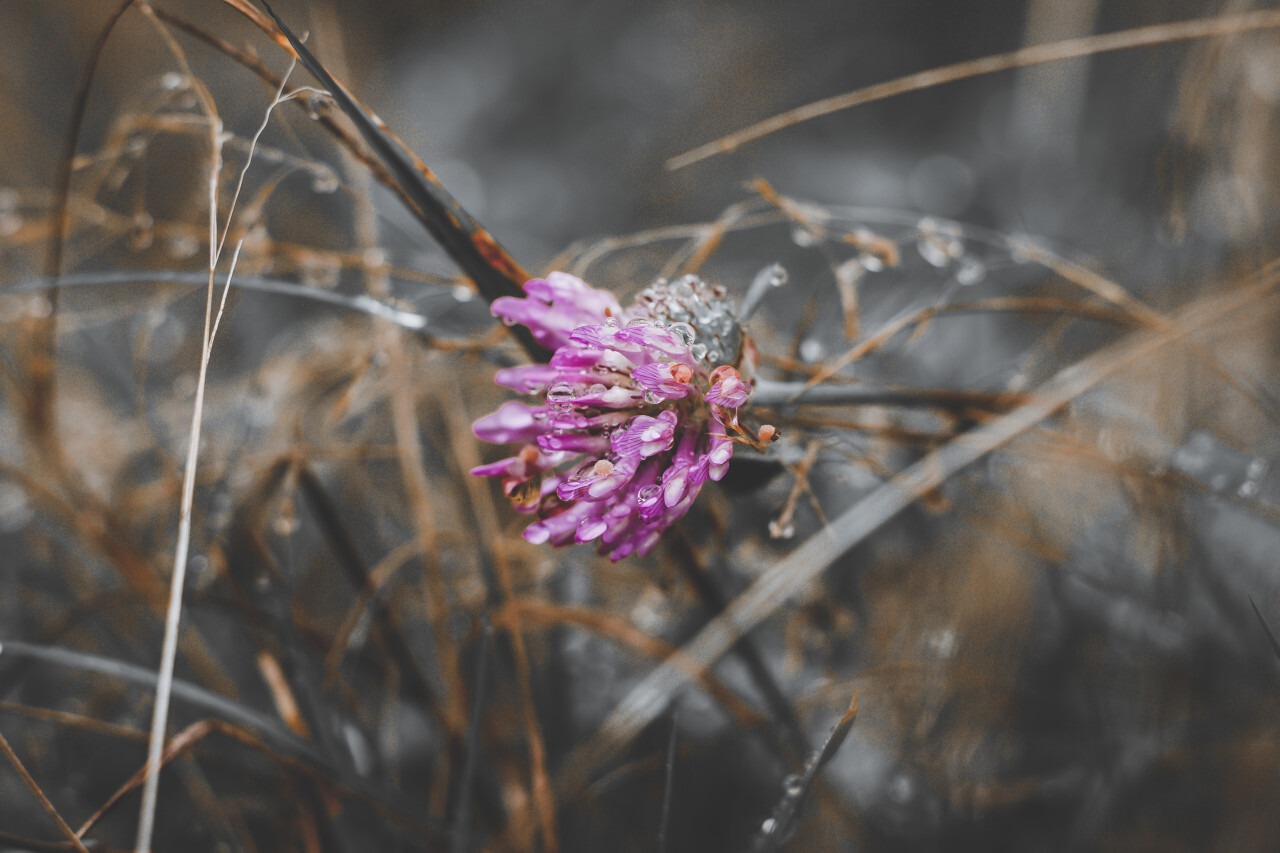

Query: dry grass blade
[492,601,765,728]
[668,9,1280,169]
[0,640,310,752]
[0,831,100,853]
[558,267,1280,796]
[451,623,491,853]
[28,0,135,449]
[756,690,859,852]
[443,376,559,852]
[134,13,291,846]
[6,270,429,331]
[0,727,91,853]
[657,705,679,853]
[1248,595,1280,664]
[252,0,548,361]
[753,378,1019,410]
[81,719,219,840]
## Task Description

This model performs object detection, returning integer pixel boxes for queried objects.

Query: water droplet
[25,295,52,319]
[0,481,33,533]
[452,284,474,302]
[0,211,23,238]
[689,343,708,361]
[165,232,199,260]
[765,263,788,288]
[142,310,185,364]
[957,256,986,286]
[799,338,824,362]
[761,818,778,836]
[916,235,950,267]
[768,519,796,539]
[160,71,186,91]
[127,212,155,251]
[790,225,819,247]
[501,315,518,326]
[643,390,662,405]
[637,484,661,502]
[588,383,607,394]
[860,252,884,273]
[547,383,575,404]
[927,628,958,658]
[310,167,340,194]
[605,315,619,328]
[783,773,804,796]
[299,256,340,289]
[242,222,270,253]
[306,93,328,120]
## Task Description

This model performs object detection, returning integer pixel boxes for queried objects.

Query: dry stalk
[557,262,1280,797]
[133,24,296,850]
[668,9,1280,168]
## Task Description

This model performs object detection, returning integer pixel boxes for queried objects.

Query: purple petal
[493,364,563,394]
[492,272,624,351]
[536,431,611,455]
[705,415,734,481]
[570,323,644,354]
[558,455,640,502]
[569,384,644,408]
[705,373,750,408]
[524,501,603,546]
[575,515,609,543]
[610,411,678,459]
[472,401,548,444]
[491,297,572,350]
[525,272,623,319]
[615,323,695,360]
[631,363,693,400]
[550,346,634,372]
[548,410,631,432]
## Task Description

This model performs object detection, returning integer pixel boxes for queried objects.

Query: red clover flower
[471,272,776,560]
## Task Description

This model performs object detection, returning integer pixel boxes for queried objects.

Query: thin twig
[752,379,1019,411]
[253,0,549,361]
[6,271,430,331]
[451,622,492,853]
[135,22,296,851]
[30,0,136,448]
[1248,596,1280,663]
[557,262,1280,798]
[668,9,1280,169]
[0,727,91,853]
[657,704,679,853]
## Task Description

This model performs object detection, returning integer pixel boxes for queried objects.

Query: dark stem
[254,0,551,362]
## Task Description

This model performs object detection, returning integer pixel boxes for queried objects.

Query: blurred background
[2,0,1280,850]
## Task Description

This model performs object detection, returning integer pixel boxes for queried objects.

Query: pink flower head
[472,273,751,560]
